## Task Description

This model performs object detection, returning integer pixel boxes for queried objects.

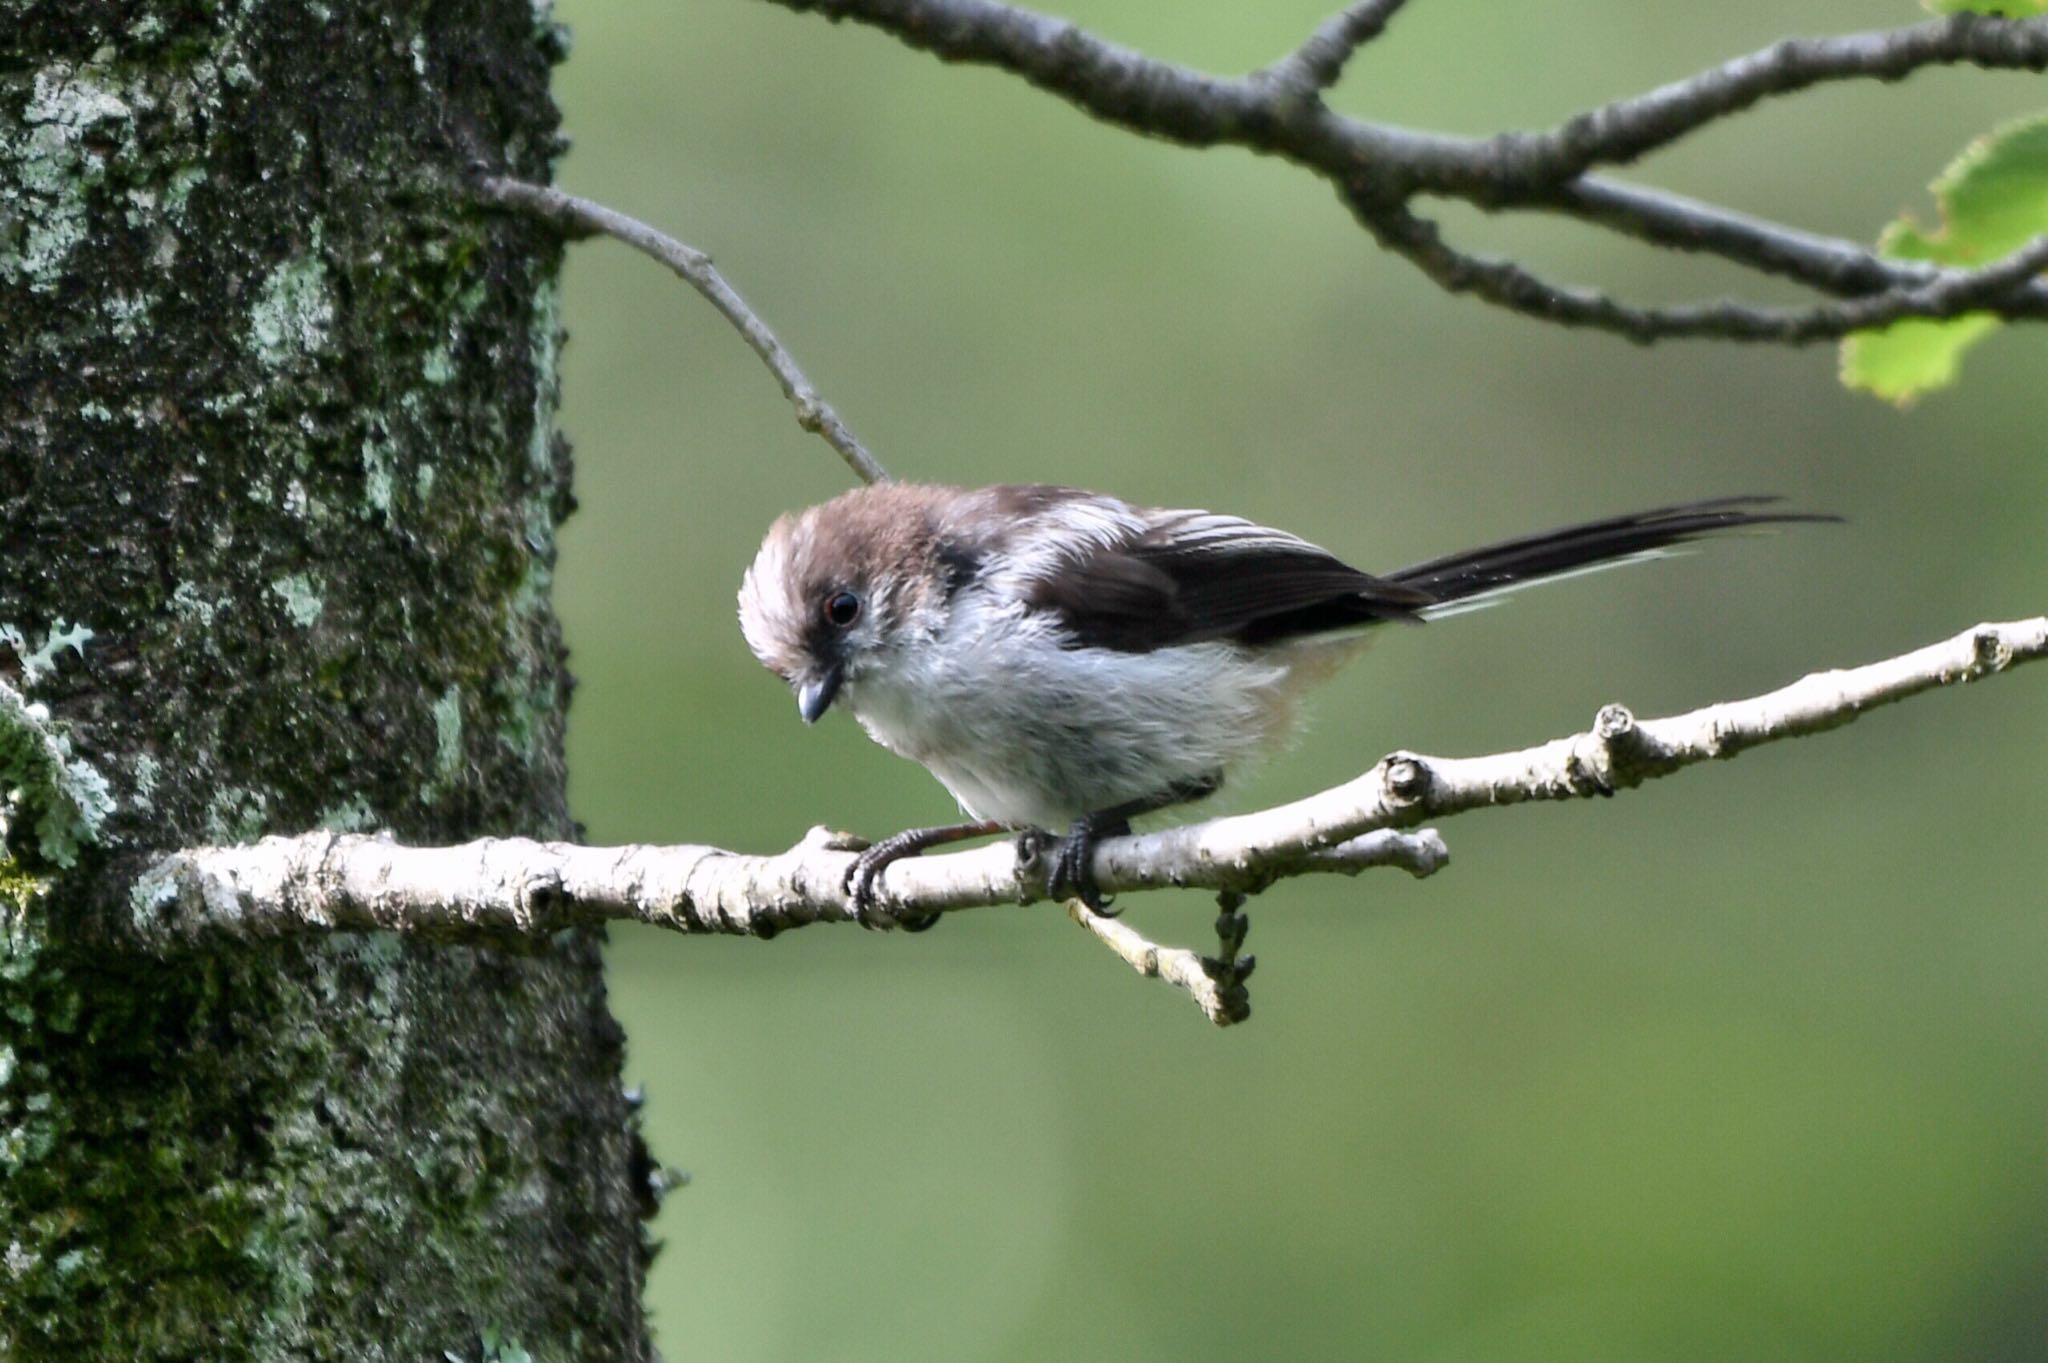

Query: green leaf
[1841,112,2048,403]
[1921,0,2048,15]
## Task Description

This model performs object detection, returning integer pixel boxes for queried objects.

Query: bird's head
[737,483,951,723]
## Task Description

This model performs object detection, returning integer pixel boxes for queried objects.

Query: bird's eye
[822,590,862,627]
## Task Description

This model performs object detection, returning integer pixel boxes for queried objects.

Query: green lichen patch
[0,684,114,869]
[248,238,336,368]
[0,65,135,291]
[169,582,228,627]
[0,860,50,923]
[361,434,399,524]
[203,787,271,845]
[131,754,160,807]
[267,575,324,629]
[422,688,466,804]
[317,794,378,832]
[0,621,93,685]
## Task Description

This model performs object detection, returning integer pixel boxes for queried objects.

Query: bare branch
[767,0,1299,154]
[134,615,2045,936]
[127,824,1448,945]
[478,175,891,485]
[1258,0,1412,96]
[1492,14,2048,185]
[1550,179,1931,298]
[123,616,2044,1022]
[757,0,2048,336]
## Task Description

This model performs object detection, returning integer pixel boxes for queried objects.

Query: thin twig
[478,175,890,485]
[1353,200,2048,345]
[1066,898,1253,1026]
[1489,13,2048,186]
[1551,178,1934,299]
[1258,0,1412,95]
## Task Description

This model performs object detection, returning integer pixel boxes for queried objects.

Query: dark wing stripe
[1027,495,1837,653]
[1031,513,1432,653]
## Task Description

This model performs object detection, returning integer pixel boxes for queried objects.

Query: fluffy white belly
[843,611,1356,829]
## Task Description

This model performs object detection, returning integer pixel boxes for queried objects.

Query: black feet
[840,820,1004,931]
[1034,777,1225,913]
[1045,811,1131,914]
[844,836,941,931]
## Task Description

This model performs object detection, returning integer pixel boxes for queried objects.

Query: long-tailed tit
[738,483,1831,925]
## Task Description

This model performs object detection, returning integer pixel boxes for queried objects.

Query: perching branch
[757,0,2048,340]
[126,824,1450,943]
[477,176,891,484]
[131,616,2047,1023]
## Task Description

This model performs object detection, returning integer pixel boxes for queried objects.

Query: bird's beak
[796,664,843,724]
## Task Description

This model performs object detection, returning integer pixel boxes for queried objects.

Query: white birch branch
[131,617,2044,973]
[1066,897,1254,1027]
[126,824,1447,944]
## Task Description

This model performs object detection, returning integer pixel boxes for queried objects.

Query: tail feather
[1387,496,1839,613]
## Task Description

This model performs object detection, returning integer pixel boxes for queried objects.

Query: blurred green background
[550,1,2048,1358]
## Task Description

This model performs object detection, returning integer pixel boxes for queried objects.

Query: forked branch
[756,0,2048,341]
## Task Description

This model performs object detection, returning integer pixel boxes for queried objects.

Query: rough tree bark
[1,2,652,1358]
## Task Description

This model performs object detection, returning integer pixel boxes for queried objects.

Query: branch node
[1593,702,1636,743]
[1381,752,1432,806]
[1970,625,2014,675]
[804,824,867,853]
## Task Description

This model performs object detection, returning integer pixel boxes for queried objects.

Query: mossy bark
[0,2,653,1358]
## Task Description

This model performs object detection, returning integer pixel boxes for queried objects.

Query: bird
[737,482,1832,925]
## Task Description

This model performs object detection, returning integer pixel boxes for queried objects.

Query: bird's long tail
[1386,496,1838,620]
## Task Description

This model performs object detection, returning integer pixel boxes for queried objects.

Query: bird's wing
[1012,501,1432,653]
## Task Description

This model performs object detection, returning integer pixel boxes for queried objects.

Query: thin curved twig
[477,176,890,485]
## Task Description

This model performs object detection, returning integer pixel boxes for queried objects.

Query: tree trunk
[0,3,652,1357]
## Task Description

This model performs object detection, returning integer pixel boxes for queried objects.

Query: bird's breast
[844,604,1348,828]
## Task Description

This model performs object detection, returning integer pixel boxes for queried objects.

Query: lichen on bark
[0,1,651,1357]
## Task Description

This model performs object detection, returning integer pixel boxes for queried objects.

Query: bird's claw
[1012,827,1055,869]
[1045,819,1119,915]
[843,844,940,932]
